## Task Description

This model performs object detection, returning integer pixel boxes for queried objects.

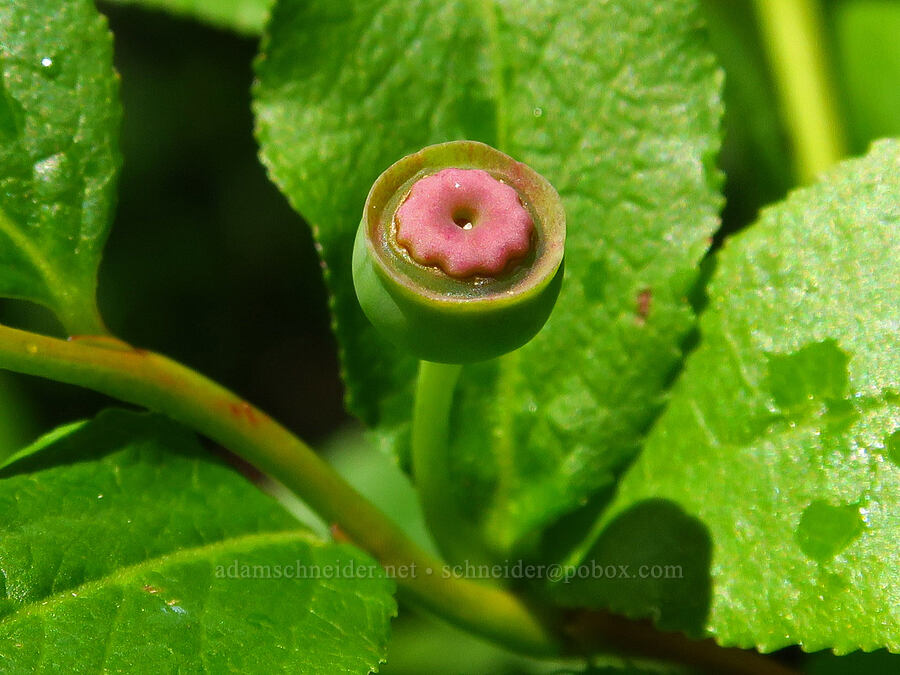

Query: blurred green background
[0,0,897,672]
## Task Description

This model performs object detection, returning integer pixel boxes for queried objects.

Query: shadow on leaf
[552,498,712,638]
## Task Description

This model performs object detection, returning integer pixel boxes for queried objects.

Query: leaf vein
[0,530,321,630]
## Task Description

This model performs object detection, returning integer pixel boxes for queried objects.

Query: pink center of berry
[395,168,533,278]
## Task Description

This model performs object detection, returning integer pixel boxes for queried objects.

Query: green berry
[352,140,565,363]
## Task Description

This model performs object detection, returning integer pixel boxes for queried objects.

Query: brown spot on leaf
[636,288,652,324]
[143,584,160,594]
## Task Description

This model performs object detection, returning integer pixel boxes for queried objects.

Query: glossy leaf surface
[0,0,120,333]
[0,410,395,672]
[556,140,900,654]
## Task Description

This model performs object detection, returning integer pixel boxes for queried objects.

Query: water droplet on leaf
[38,55,61,79]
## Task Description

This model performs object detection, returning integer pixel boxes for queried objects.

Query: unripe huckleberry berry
[352,140,565,363]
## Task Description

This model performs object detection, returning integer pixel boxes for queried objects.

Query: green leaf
[0,0,121,334]
[554,140,900,653]
[0,409,396,672]
[254,0,722,554]
[101,0,274,36]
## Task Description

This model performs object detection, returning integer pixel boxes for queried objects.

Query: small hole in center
[452,207,476,230]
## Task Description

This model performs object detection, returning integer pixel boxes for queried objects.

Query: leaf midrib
[0,529,321,628]
[0,205,66,307]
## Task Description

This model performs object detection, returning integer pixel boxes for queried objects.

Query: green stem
[0,324,802,674]
[0,324,559,656]
[753,0,847,182]
[412,361,493,566]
